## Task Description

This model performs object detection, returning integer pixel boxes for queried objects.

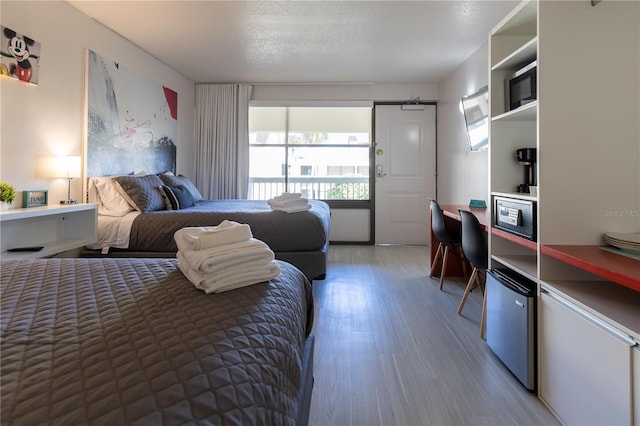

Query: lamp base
[60,199,78,205]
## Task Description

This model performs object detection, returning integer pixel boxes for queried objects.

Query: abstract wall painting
[87,49,177,177]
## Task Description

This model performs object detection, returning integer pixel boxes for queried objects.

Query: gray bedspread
[128,200,330,253]
[1,258,313,425]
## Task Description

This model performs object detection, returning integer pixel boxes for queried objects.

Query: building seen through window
[249,106,372,201]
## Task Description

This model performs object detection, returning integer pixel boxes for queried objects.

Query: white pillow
[91,177,135,217]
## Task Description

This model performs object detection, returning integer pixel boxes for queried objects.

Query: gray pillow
[158,174,203,202]
[114,174,166,213]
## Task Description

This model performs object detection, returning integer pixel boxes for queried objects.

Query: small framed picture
[23,190,48,208]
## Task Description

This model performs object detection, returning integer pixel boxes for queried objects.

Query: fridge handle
[540,287,637,347]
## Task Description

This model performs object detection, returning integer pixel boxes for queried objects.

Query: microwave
[494,196,537,241]
[507,60,537,111]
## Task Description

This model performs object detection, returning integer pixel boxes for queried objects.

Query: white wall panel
[329,209,370,242]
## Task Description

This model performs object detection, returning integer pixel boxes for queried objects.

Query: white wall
[0,1,195,207]
[436,42,489,204]
[252,83,438,103]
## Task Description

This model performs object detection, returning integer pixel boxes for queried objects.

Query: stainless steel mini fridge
[486,268,537,391]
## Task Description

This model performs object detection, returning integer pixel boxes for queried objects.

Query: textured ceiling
[68,0,518,84]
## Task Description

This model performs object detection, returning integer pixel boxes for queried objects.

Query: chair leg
[457,244,469,278]
[439,245,450,291]
[480,279,488,340]
[457,266,478,314]
[430,243,444,278]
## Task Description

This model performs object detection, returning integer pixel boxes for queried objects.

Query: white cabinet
[0,204,97,259]
[539,286,636,426]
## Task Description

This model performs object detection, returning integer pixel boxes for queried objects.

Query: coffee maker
[515,148,536,193]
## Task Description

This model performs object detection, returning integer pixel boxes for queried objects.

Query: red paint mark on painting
[163,86,178,120]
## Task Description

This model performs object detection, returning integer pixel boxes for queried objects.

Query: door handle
[376,164,386,178]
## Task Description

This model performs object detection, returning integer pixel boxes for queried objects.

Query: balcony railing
[249,176,370,200]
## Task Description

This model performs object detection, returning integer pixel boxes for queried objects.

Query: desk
[430,205,489,276]
[440,205,490,229]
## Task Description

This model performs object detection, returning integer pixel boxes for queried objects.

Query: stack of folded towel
[174,220,280,294]
[267,192,311,213]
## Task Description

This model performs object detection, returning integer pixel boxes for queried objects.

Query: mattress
[129,200,329,252]
[89,200,330,253]
[1,258,314,425]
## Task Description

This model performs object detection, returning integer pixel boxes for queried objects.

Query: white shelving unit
[0,204,97,259]
[488,0,539,280]
[489,0,640,424]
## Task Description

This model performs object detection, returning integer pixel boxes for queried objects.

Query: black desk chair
[457,209,489,338]
[429,199,464,291]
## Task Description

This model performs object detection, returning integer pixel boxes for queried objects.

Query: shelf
[0,203,97,259]
[491,227,538,251]
[492,0,537,37]
[0,204,97,221]
[492,101,537,122]
[1,237,95,260]
[542,245,640,293]
[491,253,538,281]
[492,37,537,71]
[491,191,537,202]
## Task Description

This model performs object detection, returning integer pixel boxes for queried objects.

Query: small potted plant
[0,182,16,210]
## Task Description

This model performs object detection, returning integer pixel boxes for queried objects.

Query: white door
[374,105,436,245]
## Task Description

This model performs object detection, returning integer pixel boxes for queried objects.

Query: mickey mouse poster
[1,25,41,85]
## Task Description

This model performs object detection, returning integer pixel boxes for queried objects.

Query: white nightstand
[0,203,97,259]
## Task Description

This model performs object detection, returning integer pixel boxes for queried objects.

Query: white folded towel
[271,204,312,213]
[178,259,281,294]
[267,192,311,213]
[174,220,252,251]
[177,239,274,274]
[267,197,309,208]
[273,192,302,201]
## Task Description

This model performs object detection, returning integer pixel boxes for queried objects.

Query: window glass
[248,106,371,201]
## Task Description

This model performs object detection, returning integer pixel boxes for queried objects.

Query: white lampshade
[48,156,82,179]
[37,156,82,205]
[37,155,82,179]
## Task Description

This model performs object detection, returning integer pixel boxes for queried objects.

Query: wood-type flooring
[308,245,559,426]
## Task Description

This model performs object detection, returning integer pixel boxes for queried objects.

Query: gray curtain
[194,84,252,199]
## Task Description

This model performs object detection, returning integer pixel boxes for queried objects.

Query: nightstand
[0,204,97,259]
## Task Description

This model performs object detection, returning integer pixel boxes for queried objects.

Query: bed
[83,174,331,281]
[0,257,315,425]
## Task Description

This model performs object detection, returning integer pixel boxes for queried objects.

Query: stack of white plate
[604,232,640,253]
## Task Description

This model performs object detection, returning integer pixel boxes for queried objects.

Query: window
[248,106,372,201]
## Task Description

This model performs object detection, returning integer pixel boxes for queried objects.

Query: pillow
[114,174,166,213]
[89,177,135,217]
[158,174,203,202]
[158,184,195,210]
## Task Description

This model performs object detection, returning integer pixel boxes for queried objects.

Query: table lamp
[47,156,82,205]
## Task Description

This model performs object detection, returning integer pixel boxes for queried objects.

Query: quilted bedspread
[1,258,313,425]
